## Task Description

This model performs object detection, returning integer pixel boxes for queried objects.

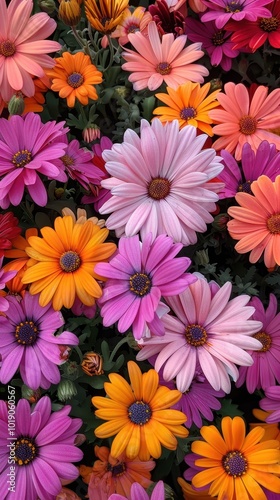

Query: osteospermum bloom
[23,74,51,114]
[92,361,188,461]
[108,481,165,500]
[99,119,223,246]
[236,294,280,393]
[154,81,220,135]
[46,52,103,108]
[85,0,129,34]
[111,7,149,45]
[0,212,21,257]
[209,83,280,160]
[0,292,79,389]
[0,0,60,102]
[201,0,272,29]
[121,21,208,91]
[55,138,97,190]
[0,395,83,499]
[95,233,196,340]
[0,113,68,209]
[137,275,263,393]
[0,256,17,311]
[21,215,116,310]
[227,175,280,268]
[260,386,280,423]
[148,0,186,37]
[191,416,280,499]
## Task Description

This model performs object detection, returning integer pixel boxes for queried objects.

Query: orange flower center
[0,40,16,57]
[156,62,172,75]
[239,115,257,135]
[67,72,84,88]
[180,106,197,120]
[253,331,272,352]
[60,251,81,272]
[148,177,171,200]
[12,150,32,168]
[238,180,252,194]
[15,437,37,466]
[212,30,225,46]
[260,16,279,32]
[61,154,75,167]
[107,462,127,477]
[185,324,207,347]
[128,401,152,425]
[15,321,38,345]
[267,213,280,234]
[129,272,151,296]
[225,1,241,13]
[222,450,247,476]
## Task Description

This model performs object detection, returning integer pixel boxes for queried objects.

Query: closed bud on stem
[58,0,81,27]
[81,352,104,376]
[8,93,25,116]
[57,379,78,402]
[21,385,41,404]
[38,0,56,14]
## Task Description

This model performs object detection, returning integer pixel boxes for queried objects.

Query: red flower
[0,212,21,257]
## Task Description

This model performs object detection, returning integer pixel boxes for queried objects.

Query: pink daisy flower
[55,137,97,190]
[109,481,165,500]
[0,255,17,311]
[0,292,79,390]
[260,385,280,423]
[0,395,83,499]
[219,141,280,199]
[236,294,280,393]
[0,112,68,209]
[137,275,263,393]
[0,0,61,102]
[201,0,272,29]
[99,119,224,246]
[95,233,196,340]
[121,21,209,91]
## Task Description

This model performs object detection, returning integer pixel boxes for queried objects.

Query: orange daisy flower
[192,416,280,500]
[92,361,188,461]
[177,477,211,500]
[23,74,51,114]
[250,409,280,443]
[21,215,116,310]
[154,81,220,136]
[85,0,129,34]
[227,175,280,269]
[46,52,103,108]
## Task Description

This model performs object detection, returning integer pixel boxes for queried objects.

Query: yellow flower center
[267,213,280,234]
[61,154,75,167]
[185,324,208,347]
[156,62,172,75]
[67,72,84,88]
[239,115,257,135]
[254,331,272,352]
[12,150,32,168]
[212,30,225,46]
[60,251,81,272]
[225,1,241,13]
[180,106,197,120]
[107,462,127,477]
[0,40,16,57]
[129,272,151,296]
[15,438,37,466]
[222,450,247,477]
[260,17,279,32]
[15,321,38,345]
[148,177,171,200]
[128,401,152,425]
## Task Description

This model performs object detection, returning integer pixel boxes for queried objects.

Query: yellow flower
[84,0,129,34]
[192,416,280,500]
[92,361,188,461]
[21,215,116,310]
[153,82,221,136]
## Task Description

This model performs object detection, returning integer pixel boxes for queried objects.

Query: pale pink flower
[121,21,208,91]
[0,0,61,102]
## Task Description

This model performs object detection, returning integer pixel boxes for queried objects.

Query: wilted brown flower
[81,352,104,376]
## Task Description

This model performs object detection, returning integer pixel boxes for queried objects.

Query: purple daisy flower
[219,141,280,199]
[109,481,165,500]
[0,113,68,209]
[236,294,280,393]
[0,292,79,390]
[0,395,83,500]
[95,233,196,340]
[260,385,280,423]
[201,0,272,29]
[0,256,17,312]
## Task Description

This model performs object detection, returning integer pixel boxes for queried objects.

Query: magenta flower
[219,141,280,199]
[236,294,280,393]
[0,395,83,499]
[99,119,224,246]
[0,113,68,209]
[109,481,165,500]
[137,275,262,393]
[260,385,280,423]
[0,292,79,390]
[185,17,239,71]
[95,233,196,340]
[55,138,96,190]
[201,0,272,29]
[0,256,17,312]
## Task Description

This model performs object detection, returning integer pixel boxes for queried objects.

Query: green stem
[76,101,88,126]
[71,26,87,50]
[103,35,115,73]
[108,337,129,363]
[74,346,84,363]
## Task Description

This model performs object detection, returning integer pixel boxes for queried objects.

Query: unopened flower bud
[58,0,81,27]
[38,0,56,14]
[54,187,65,199]
[194,249,210,266]
[58,345,71,361]
[64,361,80,379]
[126,332,142,351]
[82,125,100,143]
[213,213,230,231]
[8,93,25,116]
[57,379,77,402]
[209,78,223,93]
[21,385,41,403]
[81,352,104,376]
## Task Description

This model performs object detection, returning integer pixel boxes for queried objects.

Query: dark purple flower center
[180,106,196,120]
[15,437,37,466]
[222,450,247,476]
[260,16,279,32]
[185,324,208,346]
[67,72,84,88]
[148,177,171,200]
[254,331,272,352]
[212,30,225,46]
[225,1,242,13]
[129,272,151,296]
[127,23,140,34]
[60,251,81,272]
[15,321,38,345]
[128,401,152,425]
[12,150,32,168]
[238,180,252,194]
[0,40,16,57]
[267,213,280,234]
[156,62,172,75]
[107,462,127,476]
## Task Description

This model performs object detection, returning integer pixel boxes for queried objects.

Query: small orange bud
[81,352,104,376]
[58,0,81,27]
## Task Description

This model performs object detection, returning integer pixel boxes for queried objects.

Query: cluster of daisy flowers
[0,0,280,499]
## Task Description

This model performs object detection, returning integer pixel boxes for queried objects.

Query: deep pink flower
[0,113,68,209]
[0,292,79,390]
[109,481,165,500]
[201,0,272,29]
[0,395,83,499]
[55,138,96,190]
[0,212,21,257]
[95,233,196,340]
[0,255,17,311]
[260,385,280,423]
[219,141,280,199]
[137,275,262,393]
[236,294,280,393]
